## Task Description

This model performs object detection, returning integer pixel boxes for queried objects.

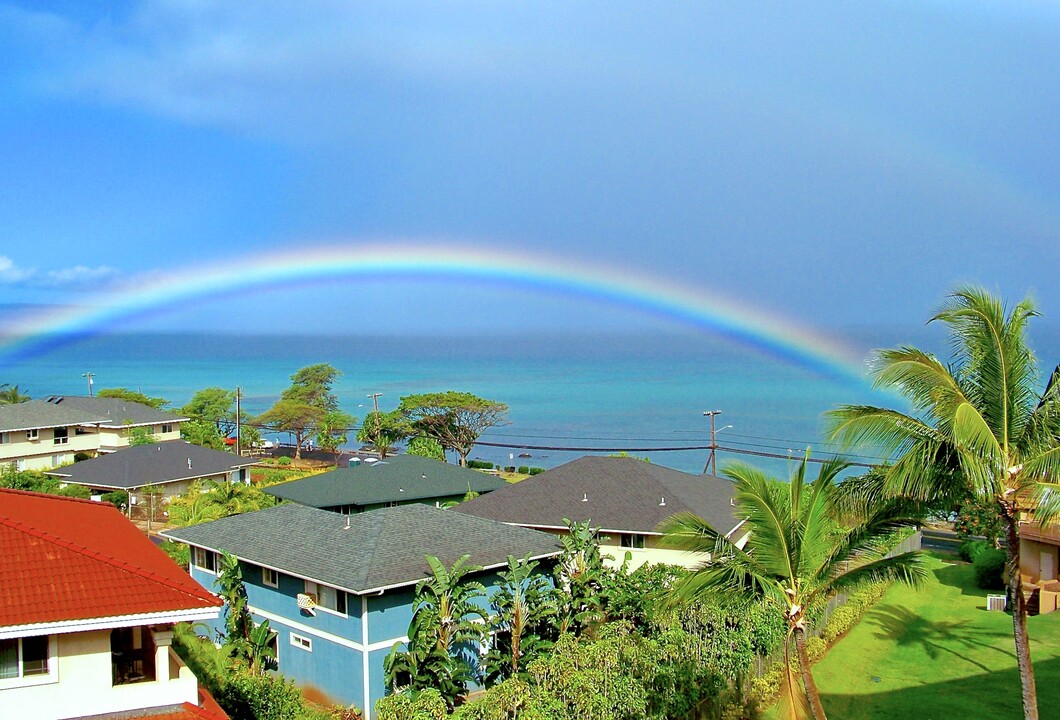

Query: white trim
[357,550,564,595]
[249,607,361,651]
[289,632,313,652]
[361,595,371,720]
[366,636,408,652]
[263,567,280,588]
[0,607,219,640]
[0,635,58,690]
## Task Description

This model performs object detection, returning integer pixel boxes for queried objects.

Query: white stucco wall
[0,629,199,720]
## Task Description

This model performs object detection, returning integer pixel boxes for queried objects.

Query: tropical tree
[659,456,925,720]
[256,364,344,459]
[483,555,559,685]
[357,409,411,459]
[0,384,30,404]
[127,425,156,446]
[399,392,508,467]
[553,519,607,635]
[316,410,355,466]
[216,550,277,674]
[180,419,227,450]
[97,387,169,409]
[383,555,487,708]
[406,436,446,461]
[826,287,1060,720]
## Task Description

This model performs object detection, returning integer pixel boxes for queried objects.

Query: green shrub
[973,548,1007,589]
[161,540,191,569]
[375,689,448,720]
[277,456,293,466]
[73,452,93,462]
[217,671,304,720]
[528,467,546,475]
[959,539,991,563]
[467,460,494,470]
[56,484,92,499]
[517,466,530,475]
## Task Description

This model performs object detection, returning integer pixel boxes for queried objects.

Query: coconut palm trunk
[1005,512,1039,720]
[794,626,827,720]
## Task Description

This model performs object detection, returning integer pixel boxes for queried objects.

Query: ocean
[5,327,1060,476]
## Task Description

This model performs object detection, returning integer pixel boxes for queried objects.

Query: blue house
[161,502,562,718]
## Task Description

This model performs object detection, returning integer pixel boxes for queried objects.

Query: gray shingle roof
[161,503,563,594]
[453,456,742,536]
[263,455,506,508]
[42,395,186,427]
[47,440,259,489]
[0,401,101,433]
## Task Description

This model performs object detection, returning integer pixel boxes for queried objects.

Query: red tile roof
[0,489,221,629]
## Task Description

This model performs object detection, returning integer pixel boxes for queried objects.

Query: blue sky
[1,1,1058,337]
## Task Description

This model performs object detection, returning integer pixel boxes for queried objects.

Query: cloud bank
[0,256,120,289]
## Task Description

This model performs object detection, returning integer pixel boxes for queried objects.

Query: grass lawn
[808,553,1060,719]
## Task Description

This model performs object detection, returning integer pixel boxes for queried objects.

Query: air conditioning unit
[296,593,318,614]
[987,595,1007,611]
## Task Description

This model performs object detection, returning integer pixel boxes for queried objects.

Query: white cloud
[0,256,120,289]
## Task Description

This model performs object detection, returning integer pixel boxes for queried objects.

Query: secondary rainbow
[0,243,869,383]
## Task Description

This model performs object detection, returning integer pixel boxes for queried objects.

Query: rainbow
[0,242,869,383]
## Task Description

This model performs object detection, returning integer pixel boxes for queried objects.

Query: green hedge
[467,460,495,470]
[973,548,1007,589]
[959,539,991,563]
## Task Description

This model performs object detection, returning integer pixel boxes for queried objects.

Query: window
[26,429,39,441]
[53,427,69,445]
[0,636,51,682]
[193,547,217,573]
[0,432,8,444]
[290,633,312,652]
[620,534,646,550]
[263,567,280,588]
[304,581,347,615]
[161,424,174,434]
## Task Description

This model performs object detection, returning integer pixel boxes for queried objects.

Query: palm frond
[810,551,927,605]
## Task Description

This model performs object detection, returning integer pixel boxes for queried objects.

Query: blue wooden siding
[366,588,414,645]
[270,618,365,709]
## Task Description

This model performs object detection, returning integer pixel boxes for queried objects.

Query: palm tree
[827,287,1060,720]
[0,384,31,404]
[384,554,487,708]
[659,455,925,720]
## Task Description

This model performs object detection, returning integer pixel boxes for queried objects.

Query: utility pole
[235,386,242,457]
[83,372,94,397]
[703,410,721,476]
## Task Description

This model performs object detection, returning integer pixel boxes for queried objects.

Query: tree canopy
[256,364,346,459]
[98,387,169,409]
[0,384,30,404]
[399,391,508,466]
[356,409,411,459]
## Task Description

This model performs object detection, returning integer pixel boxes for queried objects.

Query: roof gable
[264,455,506,508]
[453,456,741,535]
[0,489,221,629]
[163,503,562,593]
[49,440,259,489]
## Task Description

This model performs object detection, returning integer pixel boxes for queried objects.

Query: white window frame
[193,547,217,575]
[620,533,646,550]
[0,636,57,689]
[263,567,279,588]
[0,432,8,445]
[161,423,174,434]
[26,429,39,441]
[289,633,312,652]
[53,427,69,445]
[304,580,347,616]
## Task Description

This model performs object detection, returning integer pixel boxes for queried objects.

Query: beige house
[0,488,224,720]
[1019,518,1060,614]
[454,455,748,571]
[0,396,186,471]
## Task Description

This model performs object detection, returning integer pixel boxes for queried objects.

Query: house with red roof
[0,488,225,720]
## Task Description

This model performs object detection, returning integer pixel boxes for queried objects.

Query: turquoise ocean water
[5,327,1059,476]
